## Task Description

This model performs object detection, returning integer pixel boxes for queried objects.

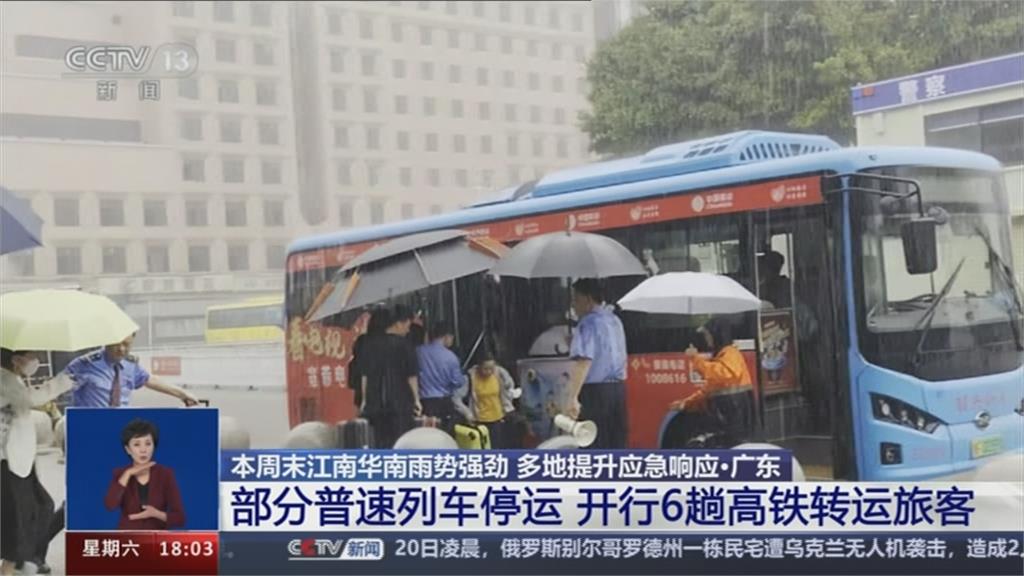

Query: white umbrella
[618,272,762,315]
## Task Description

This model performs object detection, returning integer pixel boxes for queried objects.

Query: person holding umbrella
[565,278,629,449]
[668,317,753,447]
[1,349,73,576]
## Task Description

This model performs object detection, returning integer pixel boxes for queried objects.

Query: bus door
[753,204,841,479]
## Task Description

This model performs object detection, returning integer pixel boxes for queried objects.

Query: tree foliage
[581,0,1023,155]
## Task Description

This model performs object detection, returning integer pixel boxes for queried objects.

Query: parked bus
[205,295,285,345]
[284,131,1023,481]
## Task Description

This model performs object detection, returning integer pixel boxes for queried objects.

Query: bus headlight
[870,393,943,434]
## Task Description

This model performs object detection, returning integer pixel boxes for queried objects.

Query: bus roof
[208,295,284,311]
[289,130,1001,255]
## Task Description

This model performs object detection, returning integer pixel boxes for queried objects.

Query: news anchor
[104,419,185,530]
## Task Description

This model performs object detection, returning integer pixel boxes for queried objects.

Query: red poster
[285,316,362,427]
[759,310,799,395]
[150,356,181,376]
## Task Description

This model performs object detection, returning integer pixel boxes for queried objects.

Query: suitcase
[454,423,491,449]
[337,418,375,449]
[414,416,441,428]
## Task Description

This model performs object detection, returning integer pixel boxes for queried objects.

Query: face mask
[19,359,40,377]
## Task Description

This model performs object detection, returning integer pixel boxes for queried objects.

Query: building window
[223,157,245,183]
[924,99,1024,166]
[178,76,199,99]
[431,204,443,215]
[359,15,374,39]
[479,102,491,120]
[527,40,538,57]
[552,76,565,93]
[455,169,468,187]
[448,65,461,84]
[532,135,544,157]
[481,169,494,188]
[213,1,234,22]
[258,120,279,145]
[391,22,403,43]
[508,165,521,183]
[453,134,466,153]
[337,161,352,185]
[400,167,412,186]
[183,157,205,182]
[186,200,208,226]
[394,95,408,114]
[54,197,79,227]
[215,38,236,63]
[370,199,386,224]
[102,246,127,274]
[507,134,519,155]
[56,246,82,275]
[266,244,285,270]
[172,1,194,18]
[218,79,239,103]
[557,136,569,158]
[575,44,585,62]
[261,160,282,184]
[505,104,517,122]
[147,245,170,273]
[425,133,439,152]
[363,87,378,113]
[392,59,406,78]
[428,168,441,187]
[251,3,272,26]
[420,26,433,46]
[256,81,277,106]
[474,33,487,52]
[548,5,561,27]
[525,5,536,25]
[530,105,542,124]
[480,135,492,154]
[552,43,563,60]
[144,200,167,227]
[396,131,410,150]
[334,124,349,148]
[253,41,275,66]
[100,198,124,227]
[264,199,284,226]
[448,29,460,49]
[220,118,242,142]
[330,49,345,73]
[451,99,464,118]
[503,70,515,89]
[555,108,568,125]
[476,68,489,86]
[423,97,436,116]
[338,197,354,226]
[328,12,342,35]
[445,1,458,15]
[473,2,485,17]
[420,61,435,81]
[361,52,377,76]
[502,36,513,54]
[528,73,540,91]
[401,203,414,220]
[367,162,383,186]
[188,245,210,272]
[228,244,249,271]
[332,87,347,111]
[366,125,381,150]
[179,116,202,141]
[499,3,511,22]
[225,199,247,226]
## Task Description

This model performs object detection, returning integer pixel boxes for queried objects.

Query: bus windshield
[855,166,1023,380]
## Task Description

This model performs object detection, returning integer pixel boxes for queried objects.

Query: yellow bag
[454,423,491,449]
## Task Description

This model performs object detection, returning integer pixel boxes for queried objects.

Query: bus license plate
[971,436,1003,459]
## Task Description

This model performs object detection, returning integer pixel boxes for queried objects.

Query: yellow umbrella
[0,289,139,351]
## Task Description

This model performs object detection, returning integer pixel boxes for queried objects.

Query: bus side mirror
[901,218,939,275]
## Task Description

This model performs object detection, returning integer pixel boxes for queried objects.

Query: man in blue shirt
[63,333,199,408]
[566,278,628,449]
[416,322,465,431]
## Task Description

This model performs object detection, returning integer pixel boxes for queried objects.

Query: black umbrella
[306,230,507,322]
[489,231,646,279]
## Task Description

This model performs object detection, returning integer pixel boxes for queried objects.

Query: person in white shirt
[1,349,73,576]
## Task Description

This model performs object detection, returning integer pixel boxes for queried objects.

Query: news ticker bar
[66,532,218,575]
[216,532,1023,575]
[221,450,792,482]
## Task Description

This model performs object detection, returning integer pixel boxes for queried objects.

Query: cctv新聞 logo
[287,538,385,561]
[64,43,198,78]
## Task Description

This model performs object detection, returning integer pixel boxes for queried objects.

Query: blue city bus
[285,131,1023,481]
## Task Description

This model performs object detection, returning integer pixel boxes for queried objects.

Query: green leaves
[584,0,1022,155]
